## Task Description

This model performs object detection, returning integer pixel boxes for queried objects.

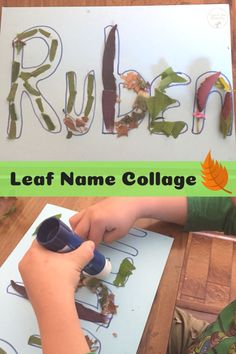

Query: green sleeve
[184,197,236,235]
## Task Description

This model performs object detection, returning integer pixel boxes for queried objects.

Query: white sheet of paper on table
[0,5,235,161]
[0,203,173,353]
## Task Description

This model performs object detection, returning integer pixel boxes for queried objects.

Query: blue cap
[36,217,111,277]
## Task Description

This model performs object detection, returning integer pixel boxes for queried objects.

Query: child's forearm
[134,197,188,225]
[34,291,89,354]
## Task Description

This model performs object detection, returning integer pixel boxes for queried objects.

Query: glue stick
[36,217,111,278]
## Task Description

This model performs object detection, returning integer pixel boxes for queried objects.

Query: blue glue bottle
[36,217,111,278]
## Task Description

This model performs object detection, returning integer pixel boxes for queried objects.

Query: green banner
[0,161,235,196]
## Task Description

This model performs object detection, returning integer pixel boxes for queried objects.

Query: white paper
[0,5,235,161]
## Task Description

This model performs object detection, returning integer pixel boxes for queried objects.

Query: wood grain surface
[0,197,188,354]
[177,232,236,317]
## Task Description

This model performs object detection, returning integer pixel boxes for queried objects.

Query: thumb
[71,240,95,270]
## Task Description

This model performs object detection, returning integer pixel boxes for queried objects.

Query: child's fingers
[70,240,95,269]
[73,216,91,240]
[69,211,84,230]
[88,221,109,246]
[103,229,125,244]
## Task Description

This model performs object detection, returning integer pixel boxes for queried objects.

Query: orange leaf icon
[201,151,231,194]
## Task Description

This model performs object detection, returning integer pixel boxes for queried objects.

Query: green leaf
[66,72,77,114]
[32,214,62,235]
[28,335,42,347]
[7,83,18,102]
[49,39,58,61]
[39,28,51,38]
[11,61,20,83]
[20,65,51,82]
[84,74,94,118]
[149,120,185,138]
[158,67,187,92]
[8,120,16,139]
[84,96,94,117]
[9,103,17,121]
[87,74,94,97]
[35,98,44,112]
[41,113,56,131]
[17,29,38,40]
[67,92,76,114]
[14,41,25,54]
[0,348,7,354]
[23,81,40,96]
[19,71,32,81]
[113,258,136,287]
[171,121,185,138]
[146,89,176,119]
[133,95,148,112]
[220,115,231,139]
[31,64,51,77]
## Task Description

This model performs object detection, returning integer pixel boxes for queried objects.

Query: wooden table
[0,197,188,354]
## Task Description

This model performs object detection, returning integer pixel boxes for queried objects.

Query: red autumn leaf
[63,116,77,131]
[197,72,221,112]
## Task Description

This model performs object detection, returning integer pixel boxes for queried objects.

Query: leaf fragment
[133,95,148,112]
[17,29,38,40]
[197,71,221,112]
[146,89,176,119]
[39,28,51,38]
[121,72,149,93]
[84,74,95,117]
[11,61,20,82]
[11,280,28,298]
[85,335,100,353]
[19,71,32,81]
[28,335,42,348]
[102,25,117,91]
[66,72,77,114]
[8,120,16,139]
[41,113,56,131]
[0,348,7,354]
[102,89,116,132]
[49,39,58,61]
[31,64,51,77]
[75,117,86,127]
[64,116,77,131]
[14,40,25,54]
[220,92,232,138]
[7,83,18,102]
[116,124,128,137]
[23,81,40,96]
[83,277,117,315]
[9,103,17,121]
[66,131,73,139]
[215,76,231,92]
[35,98,44,112]
[158,67,187,92]
[113,258,135,287]
[149,120,185,138]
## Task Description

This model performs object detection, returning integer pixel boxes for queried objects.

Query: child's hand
[70,197,141,245]
[19,240,94,310]
[19,240,95,354]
